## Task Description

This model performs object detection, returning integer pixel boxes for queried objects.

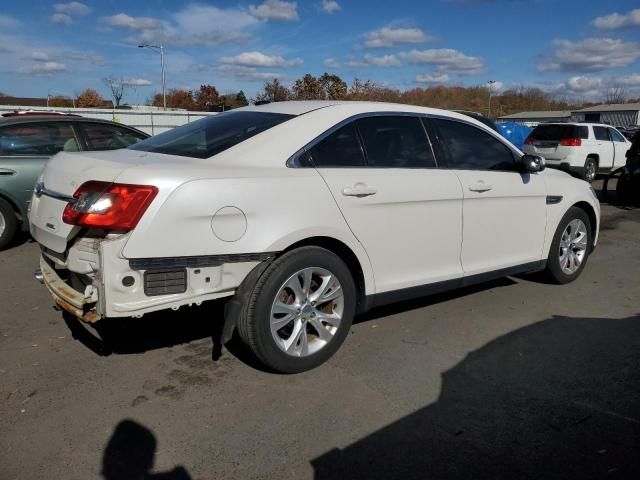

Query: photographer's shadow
[102,420,192,480]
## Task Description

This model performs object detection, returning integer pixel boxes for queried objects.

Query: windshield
[530,124,587,140]
[130,111,294,159]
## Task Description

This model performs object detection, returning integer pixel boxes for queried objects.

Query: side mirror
[520,154,545,173]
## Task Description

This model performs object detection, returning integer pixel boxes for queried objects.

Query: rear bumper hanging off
[36,256,101,323]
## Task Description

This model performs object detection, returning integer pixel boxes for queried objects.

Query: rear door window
[593,126,610,141]
[81,123,147,151]
[426,118,515,171]
[608,128,626,143]
[308,123,366,167]
[356,116,436,168]
[0,122,79,156]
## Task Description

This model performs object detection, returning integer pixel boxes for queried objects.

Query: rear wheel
[545,207,592,284]
[0,199,18,250]
[237,246,356,373]
[583,157,597,182]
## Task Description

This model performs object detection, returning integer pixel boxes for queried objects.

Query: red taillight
[560,138,581,147]
[63,181,158,230]
[524,136,535,145]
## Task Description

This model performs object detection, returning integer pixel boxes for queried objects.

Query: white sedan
[29,101,600,372]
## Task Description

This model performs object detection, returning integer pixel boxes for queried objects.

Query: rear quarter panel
[120,166,376,295]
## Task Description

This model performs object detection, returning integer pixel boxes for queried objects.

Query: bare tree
[102,76,130,107]
[604,84,627,104]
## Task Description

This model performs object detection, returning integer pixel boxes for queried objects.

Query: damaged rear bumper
[37,256,101,323]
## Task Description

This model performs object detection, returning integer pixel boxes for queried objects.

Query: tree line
[44,72,638,116]
[253,74,582,117]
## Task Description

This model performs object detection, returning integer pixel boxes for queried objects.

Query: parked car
[523,122,631,181]
[29,101,600,373]
[615,129,640,205]
[0,112,149,248]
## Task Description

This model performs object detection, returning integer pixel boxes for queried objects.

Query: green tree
[235,90,248,107]
[254,78,290,103]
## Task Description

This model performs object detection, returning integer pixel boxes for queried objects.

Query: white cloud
[415,73,449,84]
[593,9,640,29]
[102,6,257,48]
[51,13,73,25]
[0,14,19,28]
[31,51,54,62]
[616,73,640,87]
[248,0,299,22]
[547,74,640,101]
[122,78,152,86]
[217,64,286,81]
[321,1,341,14]
[21,62,67,74]
[323,58,340,68]
[220,51,302,68]
[364,27,430,48]
[400,48,485,74]
[173,5,257,34]
[362,53,400,67]
[102,13,164,30]
[538,38,640,73]
[344,54,401,68]
[54,2,90,15]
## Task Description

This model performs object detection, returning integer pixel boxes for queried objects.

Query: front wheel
[237,246,356,373]
[545,207,592,284]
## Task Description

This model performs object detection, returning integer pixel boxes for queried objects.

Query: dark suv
[0,112,149,248]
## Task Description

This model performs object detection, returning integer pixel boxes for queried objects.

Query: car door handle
[468,182,493,192]
[342,183,377,197]
[0,168,17,176]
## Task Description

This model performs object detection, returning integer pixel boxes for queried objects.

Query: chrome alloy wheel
[0,211,5,238]
[585,160,596,182]
[559,219,588,275]
[270,267,344,357]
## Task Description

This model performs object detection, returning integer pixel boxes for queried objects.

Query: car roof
[537,122,617,128]
[234,100,488,124]
[0,114,148,134]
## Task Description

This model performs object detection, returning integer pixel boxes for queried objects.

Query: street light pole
[487,80,496,118]
[138,43,166,110]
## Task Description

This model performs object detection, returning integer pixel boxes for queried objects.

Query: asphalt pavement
[1,194,639,479]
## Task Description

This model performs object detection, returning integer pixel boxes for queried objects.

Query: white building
[497,110,572,127]
[570,103,640,128]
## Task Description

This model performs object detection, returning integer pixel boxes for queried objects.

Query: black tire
[545,207,592,284]
[237,246,356,373]
[583,157,597,182]
[0,198,18,250]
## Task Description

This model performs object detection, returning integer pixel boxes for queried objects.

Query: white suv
[523,122,631,181]
[29,101,600,372]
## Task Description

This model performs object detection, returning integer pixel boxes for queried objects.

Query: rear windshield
[130,111,294,159]
[529,124,588,140]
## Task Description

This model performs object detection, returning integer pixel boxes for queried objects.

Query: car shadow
[63,277,517,370]
[311,313,640,480]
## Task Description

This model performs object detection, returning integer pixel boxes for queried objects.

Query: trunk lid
[29,149,161,253]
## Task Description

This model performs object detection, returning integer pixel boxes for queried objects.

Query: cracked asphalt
[1,191,639,479]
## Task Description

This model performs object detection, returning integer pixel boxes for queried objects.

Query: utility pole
[138,43,166,110]
[487,80,496,118]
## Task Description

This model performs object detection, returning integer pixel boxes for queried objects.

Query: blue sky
[1,1,639,105]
